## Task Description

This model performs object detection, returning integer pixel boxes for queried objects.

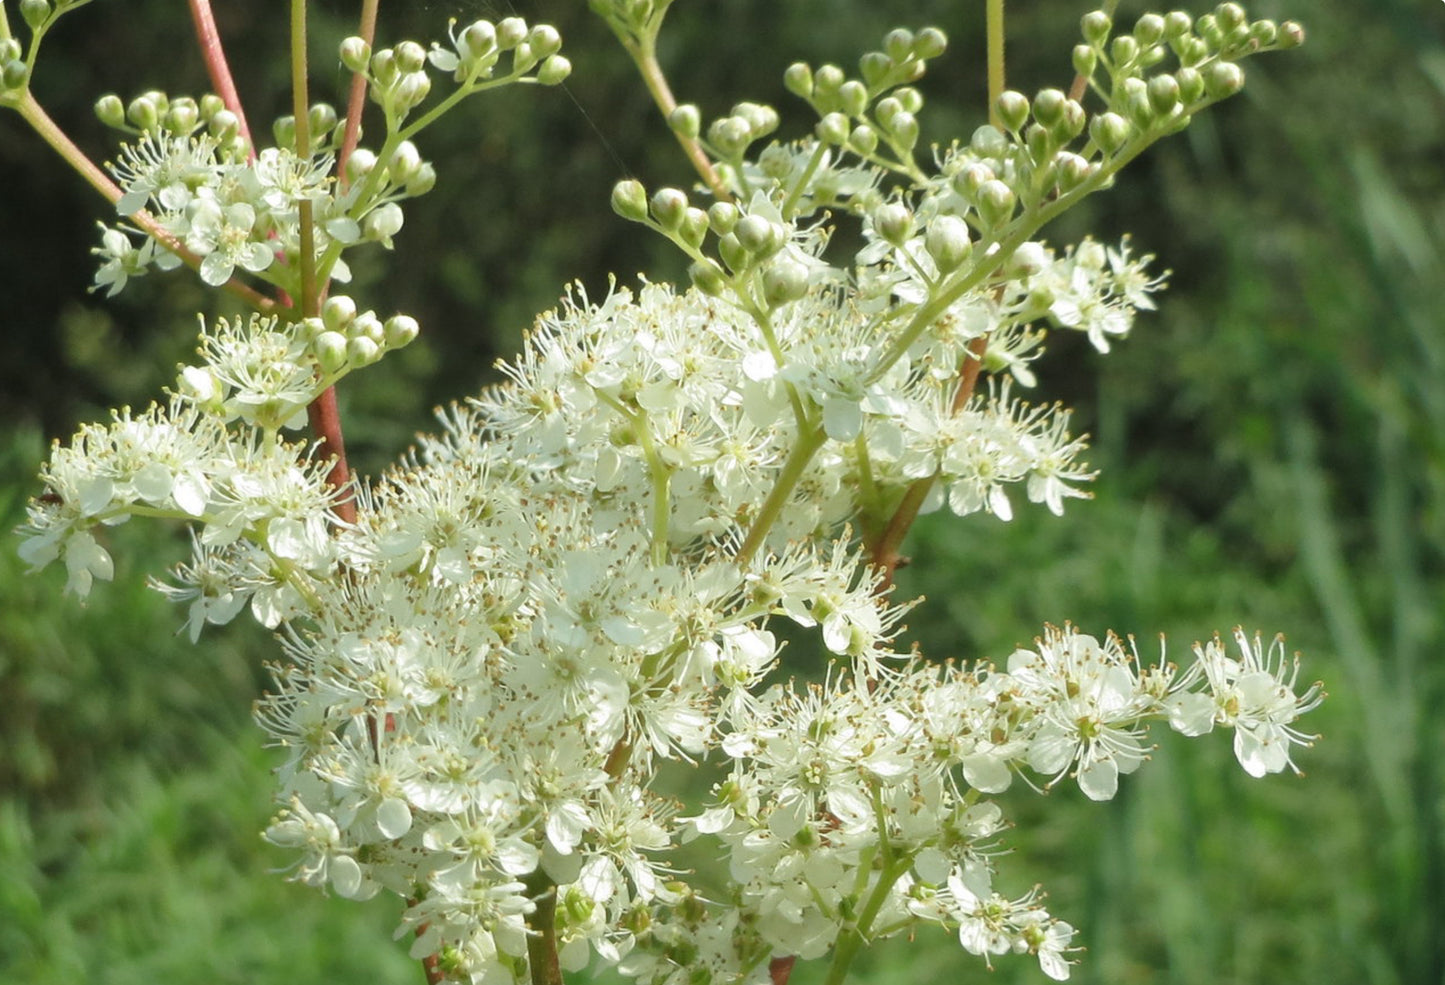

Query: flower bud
[783,62,813,99]
[816,112,850,145]
[94,94,126,129]
[859,51,891,88]
[952,161,995,200]
[839,80,868,118]
[165,99,200,135]
[345,148,377,185]
[1032,87,1067,128]
[351,310,384,344]
[890,111,919,151]
[273,115,298,149]
[395,41,427,74]
[688,259,728,297]
[679,207,709,250]
[405,162,437,197]
[1054,151,1093,192]
[1204,60,1244,99]
[1176,37,1210,67]
[1025,124,1054,164]
[734,214,779,255]
[395,71,432,110]
[975,179,1015,226]
[371,49,399,86]
[1279,21,1305,49]
[1081,10,1112,46]
[309,102,338,139]
[848,124,879,156]
[896,86,924,114]
[1147,74,1180,114]
[762,259,809,306]
[346,336,381,367]
[649,188,688,231]
[717,233,748,272]
[1008,241,1048,277]
[460,21,497,62]
[127,94,160,132]
[497,17,528,51]
[388,140,422,184]
[20,0,49,31]
[1250,20,1277,47]
[340,37,371,73]
[1176,66,1205,104]
[322,295,358,332]
[914,27,947,59]
[995,90,1029,131]
[1072,44,1097,78]
[668,104,701,140]
[1164,11,1193,40]
[611,179,649,222]
[873,202,913,245]
[709,116,751,156]
[529,24,562,58]
[1110,34,1139,66]
[1134,13,1165,46]
[363,202,404,243]
[314,331,350,374]
[1196,14,1223,47]
[924,214,971,271]
[1215,2,1246,32]
[383,314,420,348]
[969,124,1008,158]
[537,54,571,84]
[707,202,739,235]
[814,64,845,98]
[884,28,914,63]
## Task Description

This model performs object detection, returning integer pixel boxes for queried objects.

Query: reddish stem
[307,385,357,525]
[187,0,255,151]
[769,955,796,985]
[339,0,380,185]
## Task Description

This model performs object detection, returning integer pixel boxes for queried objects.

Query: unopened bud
[460,21,497,62]
[668,104,701,140]
[537,54,571,85]
[165,99,200,135]
[383,314,420,348]
[611,179,649,222]
[314,331,350,374]
[363,202,404,243]
[1250,20,1278,47]
[1134,13,1165,46]
[1147,74,1180,114]
[975,179,1016,226]
[924,214,971,271]
[995,90,1030,131]
[127,95,160,132]
[1215,2,1246,32]
[19,0,49,31]
[1090,111,1131,153]
[689,259,728,297]
[762,260,809,306]
[734,214,780,256]
[1054,151,1093,192]
[346,336,381,367]
[529,24,562,58]
[351,310,384,344]
[707,202,739,235]
[970,124,1008,159]
[95,94,126,129]
[322,295,358,333]
[405,162,437,197]
[859,51,891,88]
[309,103,338,139]
[890,111,919,151]
[340,37,371,73]
[649,188,689,231]
[1081,10,1112,46]
[1176,67,1205,104]
[1032,88,1067,128]
[883,28,914,63]
[783,62,813,99]
[839,80,868,118]
[1072,44,1097,78]
[1279,21,1305,49]
[848,124,879,155]
[497,17,528,50]
[814,64,845,98]
[817,112,850,145]
[1204,60,1244,99]
[1164,11,1193,40]
[874,202,913,245]
[395,41,426,74]
[679,207,709,250]
[914,27,947,59]
[345,148,377,184]
[1111,34,1139,66]
[717,233,748,272]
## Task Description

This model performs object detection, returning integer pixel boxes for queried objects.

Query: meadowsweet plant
[6,0,1323,982]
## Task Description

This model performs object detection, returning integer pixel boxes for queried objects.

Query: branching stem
[188,0,254,151]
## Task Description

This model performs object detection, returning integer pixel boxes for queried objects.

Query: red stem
[769,955,796,985]
[339,0,380,185]
[187,0,255,151]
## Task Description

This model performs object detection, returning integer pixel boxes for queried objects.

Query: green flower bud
[890,111,919,151]
[345,148,377,185]
[995,90,1029,131]
[165,99,200,135]
[2,59,28,91]
[952,161,995,199]
[914,27,947,59]
[1176,36,1210,68]
[20,0,50,31]
[1032,87,1067,128]
[1072,44,1098,78]
[405,162,437,197]
[1054,151,1093,192]
[884,28,915,63]
[1222,24,1252,54]
[1081,10,1112,47]
[460,21,498,62]
[346,335,381,367]
[817,112,851,145]
[1126,90,1155,130]
[783,62,813,99]
[734,214,779,255]
[839,80,868,118]
[388,142,422,184]
[1196,14,1223,47]
[1134,13,1165,46]
[735,101,779,137]
[1089,111,1131,154]
[1055,99,1087,142]
[363,202,404,243]
[848,124,879,156]
[859,51,891,88]
[975,179,1015,226]
[874,96,902,127]
[1025,124,1054,164]
[529,24,562,58]
[1250,20,1278,47]
[396,71,431,109]
[969,124,1008,159]
[1164,11,1193,40]
[650,188,690,231]
[1278,21,1305,49]
[94,94,126,129]
[924,214,971,271]
[669,104,701,140]
[679,207,710,251]
[352,310,385,345]
[709,116,751,156]
[762,259,809,306]
[314,331,350,374]
[370,49,399,87]
[1147,74,1180,114]
[309,103,338,139]
[273,115,297,149]
[717,232,748,272]
[0,40,17,65]
[1176,66,1205,104]
[511,42,538,73]
[707,202,739,235]
[340,37,371,73]
[497,17,529,50]
[688,258,727,297]
[814,64,845,98]
[395,41,427,74]
[1215,2,1246,32]
[383,314,420,348]
[1110,34,1139,67]
[873,202,913,245]
[895,86,924,114]
[611,179,649,222]
[127,95,160,132]
[1204,60,1244,99]
[322,295,358,332]
[537,54,571,85]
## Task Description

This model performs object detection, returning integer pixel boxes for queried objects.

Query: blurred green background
[2,0,1442,983]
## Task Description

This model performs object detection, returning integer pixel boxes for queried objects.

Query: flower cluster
[12,4,1320,985]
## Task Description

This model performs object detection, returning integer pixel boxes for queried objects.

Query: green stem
[629,36,729,200]
[735,424,827,568]
[986,0,1006,127]
[289,0,319,316]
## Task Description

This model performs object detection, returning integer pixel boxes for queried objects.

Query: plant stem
[525,873,564,985]
[630,38,729,200]
[735,424,827,568]
[289,0,319,316]
[187,0,254,151]
[338,0,380,186]
[1069,0,1121,102]
[986,0,1006,127]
